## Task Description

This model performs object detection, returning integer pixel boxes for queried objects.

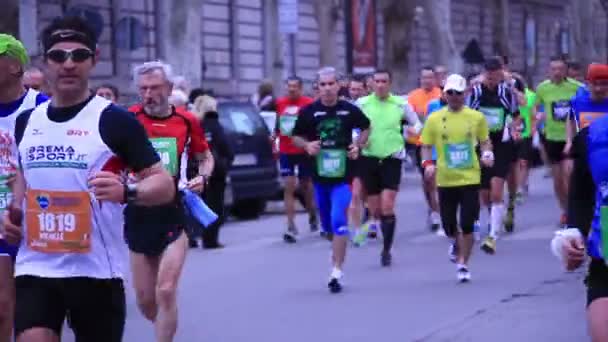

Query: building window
[524,14,537,70]
[66,5,104,39]
[115,17,146,51]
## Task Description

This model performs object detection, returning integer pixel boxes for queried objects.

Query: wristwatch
[123,183,138,203]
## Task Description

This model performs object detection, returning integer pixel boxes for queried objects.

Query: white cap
[443,74,467,93]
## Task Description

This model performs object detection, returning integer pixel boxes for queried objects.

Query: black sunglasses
[446,90,464,96]
[46,48,94,63]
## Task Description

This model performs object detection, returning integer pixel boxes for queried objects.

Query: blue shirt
[425,99,446,160]
[0,90,48,117]
[570,86,608,131]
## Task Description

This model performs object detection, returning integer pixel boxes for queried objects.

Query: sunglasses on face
[45,48,94,64]
[446,90,463,96]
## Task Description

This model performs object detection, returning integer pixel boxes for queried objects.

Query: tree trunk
[568,0,601,67]
[491,0,510,58]
[378,0,417,92]
[264,0,284,91]
[422,0,463,74]
[314,0,342,68]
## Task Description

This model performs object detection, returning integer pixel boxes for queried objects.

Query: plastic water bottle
[181,189,218,228]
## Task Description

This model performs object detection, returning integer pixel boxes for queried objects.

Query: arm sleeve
[567,128,595,237]
[99,105,160,172]
[402,102,423,134]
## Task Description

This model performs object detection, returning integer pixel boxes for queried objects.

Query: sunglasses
[46,48,94,63]
[446,90,464,96]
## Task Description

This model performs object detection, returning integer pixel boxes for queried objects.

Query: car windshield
[218,103,267,136]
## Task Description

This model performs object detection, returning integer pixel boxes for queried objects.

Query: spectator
[192,94,234,249]
[169,88,188,110]
[23,66,47,92]
[252,79,276,111]
[95,83,119,103]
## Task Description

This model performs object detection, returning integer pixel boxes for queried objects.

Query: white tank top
[16,96,128,279]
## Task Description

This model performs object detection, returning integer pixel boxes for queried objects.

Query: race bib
[0,183,12,212]
[26,189,92,254]
[444,142,473,169]
[479,107,505,131]
[279,115,298,136]
[580,112,607,129]
[316,149,346,178]
[552,100,571,122]
[150,138,178,176]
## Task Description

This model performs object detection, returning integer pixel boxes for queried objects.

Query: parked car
[218,101,280,219]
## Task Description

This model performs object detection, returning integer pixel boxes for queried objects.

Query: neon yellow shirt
[535,78,582,141]
[421,106,489,187]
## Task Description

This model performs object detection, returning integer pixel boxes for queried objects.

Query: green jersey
[519,88,536,139]
[535,78,582,141]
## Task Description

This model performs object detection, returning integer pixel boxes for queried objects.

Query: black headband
[43,29,96,53]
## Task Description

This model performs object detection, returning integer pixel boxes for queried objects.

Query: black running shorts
[437,185,480,236]
[481,141,516,190]
[586,258,608,307]
[358,156,402,195]
[14,275,126,341]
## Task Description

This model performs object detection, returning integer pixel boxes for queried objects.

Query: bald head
[23,67,45,91]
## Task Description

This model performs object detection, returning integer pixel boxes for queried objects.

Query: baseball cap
[443,74,467,93]
[587,63,608,82]
[0,34,29,66]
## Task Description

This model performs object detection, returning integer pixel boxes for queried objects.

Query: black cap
[484,57,503,72]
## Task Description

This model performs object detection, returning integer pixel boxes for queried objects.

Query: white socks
[490,203,504,239]
[331,267,343,279]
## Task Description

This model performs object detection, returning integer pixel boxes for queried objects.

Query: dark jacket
[203,111,234,179]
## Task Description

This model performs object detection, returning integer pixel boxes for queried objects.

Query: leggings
[314,182,352,236]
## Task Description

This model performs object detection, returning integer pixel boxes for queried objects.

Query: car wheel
[231,199,267,220]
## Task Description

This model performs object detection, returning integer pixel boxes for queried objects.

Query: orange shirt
[406,87,442,144]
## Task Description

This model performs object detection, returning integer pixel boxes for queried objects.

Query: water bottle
[181,189,218,228]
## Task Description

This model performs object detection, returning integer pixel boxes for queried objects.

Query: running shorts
[481,141,516,190]
[15,275,125,341]
[358,156,402,195]
[313,182,351,236]
[279,153,313,178]
[542,139,569,164]
[586,258,608,307]
[0,239,18,260]
[125,222,183,257]
[437,185,480,236]
[514,137,533,162]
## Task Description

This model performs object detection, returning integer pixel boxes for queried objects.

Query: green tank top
[519,89,536,138]
[357,94,405,159]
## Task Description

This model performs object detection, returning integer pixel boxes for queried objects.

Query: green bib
[0,183,12,212]
[279,115,298,136]
[151,137,178,176]
[479,107,505,132]
[316,149,346,178]
[444,142,473,169]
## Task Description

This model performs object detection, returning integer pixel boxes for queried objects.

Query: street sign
[278,0,299,34]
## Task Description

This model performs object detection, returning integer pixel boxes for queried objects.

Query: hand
[480,150,494,167]
[1,204,22,245]
[347,144,359,160]
[187,175,206,193]
[305,141,321,156]
[88,171,125,203]
[563,142,572,156]
[424,165,436,181]
[562,236,586,271]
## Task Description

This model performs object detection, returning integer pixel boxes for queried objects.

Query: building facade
[13,0,604,101]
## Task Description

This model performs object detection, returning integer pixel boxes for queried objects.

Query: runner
[567,60,584,83]
[421,74,492,281]
[273,76,318,243]
[291,66,370,293]
[357,69,423,266]
[23,67,46,92]
[511,75,536,202]
[407,66,442,233]
[535,55,583,226]
[569,64,608,135]
[1,16,176,342]
[129,61,214,342]
[560,66,608,340]
[467,57,521,254]
[0,33,48,342]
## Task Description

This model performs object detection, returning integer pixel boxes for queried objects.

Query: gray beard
[144,104,172,118]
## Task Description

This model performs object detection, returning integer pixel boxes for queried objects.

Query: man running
[560,64,608,341]
[1,16,175,342]
[129,61,214,342]
[292,67,370,293]
[0,33,48,342]
[407,66,442,233]
[467,57,521,254]
[421,74,492,281]
[357,69,423,266]
[536,55,582,226]
[511,75,536,201]
[274,76,318,242]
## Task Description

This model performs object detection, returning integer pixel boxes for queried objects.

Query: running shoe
[457,266,471,283]
[328,268,343,293]
[481,236,496,254]
[504,208,514,233]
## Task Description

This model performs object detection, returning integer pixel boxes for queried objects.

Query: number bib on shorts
[279,115,297,136]
[25,189,92,254]
[317,149,346,178]
[150,137,178,176]
[552,100,571,122]
[479,107,505,132]
[444,142,473,169]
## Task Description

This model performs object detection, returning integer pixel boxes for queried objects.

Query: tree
[313,0,342,68]
[378,0,417,91]
[422,0,463,74]
[491,0,510,59]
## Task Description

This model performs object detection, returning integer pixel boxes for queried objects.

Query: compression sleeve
[567,127,595,237]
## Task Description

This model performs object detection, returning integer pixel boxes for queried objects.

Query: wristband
[421,159,435,169]
[481,151,494,161]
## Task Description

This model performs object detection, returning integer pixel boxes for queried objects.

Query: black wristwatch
[123,183,138,203]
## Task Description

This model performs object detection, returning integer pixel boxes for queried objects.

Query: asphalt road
[63,169,589,341]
